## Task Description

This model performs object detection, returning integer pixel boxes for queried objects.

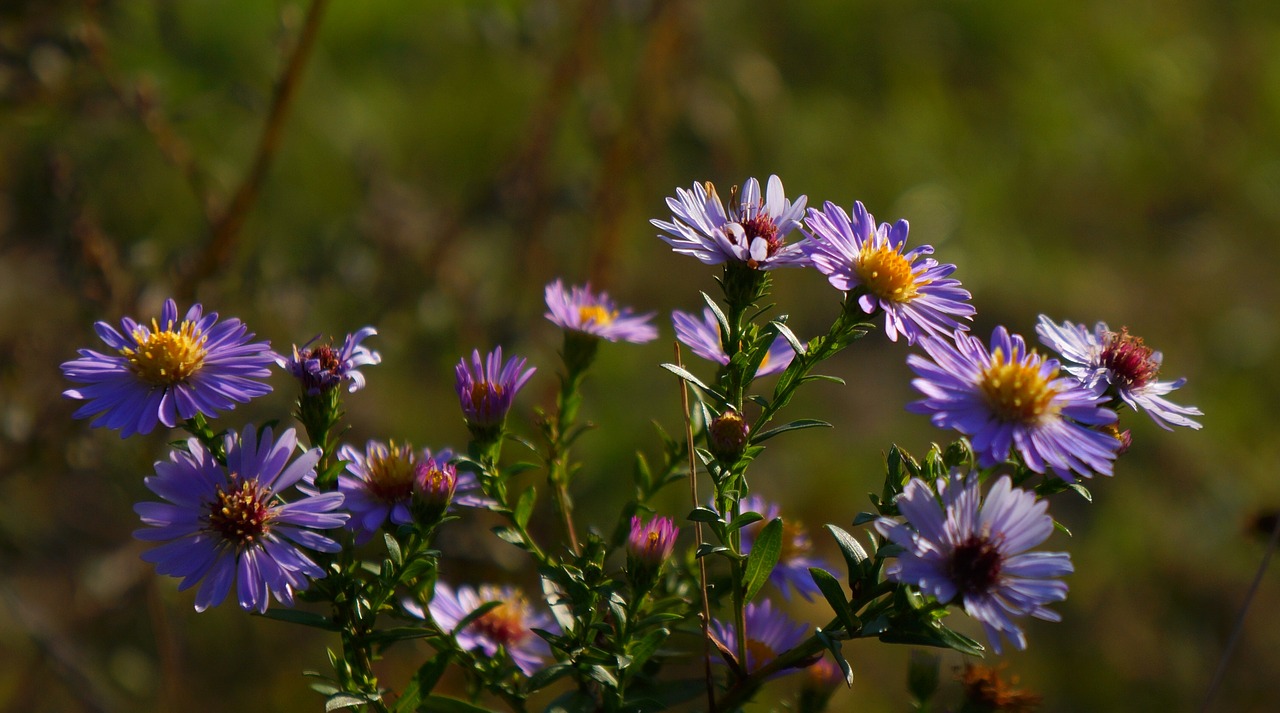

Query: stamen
[1100,327,1159,388]
[208,478,271,545]
[366,442,416,501]
[980,348,1059,423]
[853,244,923,303]
[122,319,208,385]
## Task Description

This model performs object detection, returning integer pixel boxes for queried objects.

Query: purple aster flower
[711,599,810,675]
[875,474,1073,654]
[133,425,347,613]
[907,327,1121,481]
[737,495,829,601]
[803,201,974,344]
[277,327,381,395]
[626,515,679,567]
[652,175,809,270]
[337,442,485,542]
[454,347,536,434]
[62,298,275,438]
[1035,316,1203,431]
[544,280,658,344]
[406,582,554,676]
[672,308,795,377]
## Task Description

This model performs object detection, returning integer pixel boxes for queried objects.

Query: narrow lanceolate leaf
[825,523,869,590]
[742,518,783,602]
[751,418,832,445]
[768,319,806,355]
[257,608,340,631]
[514,486,536,529]
[450,600,501,635]
[325,693,372,711]
[809,567,859,633]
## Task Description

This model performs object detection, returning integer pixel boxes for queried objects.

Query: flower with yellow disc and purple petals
[62,299,275,438]
[672,308,795,377]
[544,280,658,344]
[454,347,536,437]
[338,442,485,542]
[907,327,1120,481]
[710,599,810,675]
[406,582,554,676]
[1035,316,1203,431]
[737,494,830,602]
[803,201,974,344]
[133,425,348,613]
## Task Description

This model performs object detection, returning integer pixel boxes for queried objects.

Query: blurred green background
[2,0,1278,710]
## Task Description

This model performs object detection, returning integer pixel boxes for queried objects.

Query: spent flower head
[875,474,1072,654]
[133,425,347,613]
[803,201,974,344]
[277,327,381,395]
[908,327,1120,480]
[408,582,554,676]
[1036,316,1203,431]
[653,175,808,270]
[673,307,795,378]
[62,298,275,438]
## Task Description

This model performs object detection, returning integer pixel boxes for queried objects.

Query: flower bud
[411,455,457,525]
[626,515,678,594]
[708,410,750,463]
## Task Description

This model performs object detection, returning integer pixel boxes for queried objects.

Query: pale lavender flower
[62,298,275,438]
[875,474,1073,654]
[908,327,1120,481]
[737,495,829,601]
[711,599,809,674]
[653,175,809,270]
[544,280,657,343]
[338,443,483,542]
[406,582,554,676]
[133,425,347,613]
[277,327,381,395]
[803,201,974,344]
[672,308,795,377]
[1035,316,1203,430]
[454,347,536,432]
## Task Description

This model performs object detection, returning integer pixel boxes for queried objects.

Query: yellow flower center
[979,348,1060,423]
[578,305,617,327]
[853,244,922,303]
[367,442,416,501]
[473,598,528,646]
[122,319,207,386]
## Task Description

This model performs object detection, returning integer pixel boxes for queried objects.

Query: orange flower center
[473,600,528,647]
[208,478,271,545]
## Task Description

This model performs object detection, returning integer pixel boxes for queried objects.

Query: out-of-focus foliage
[1,0,1277,710]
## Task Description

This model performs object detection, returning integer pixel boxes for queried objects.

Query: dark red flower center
[473,602,527,646]
[208,478,272,545]
[740,214,780,254]
[1099,328,1159,389]
[950,534,1003,594]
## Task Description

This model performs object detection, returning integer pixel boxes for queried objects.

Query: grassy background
[2,0,1278,710]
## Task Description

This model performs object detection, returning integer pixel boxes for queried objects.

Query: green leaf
[751,418,832,444]
[700,292,731,349]
[256,608,340,631]
[695,543,731,558]
[1053,518,1073,537]
[814,628,855,687]
[491,526,528,550]
[742,518,783,602]
[419,694,499,712]
[325,693,372,711]
[450,600,501,635]
[728,511,764,531]
[810,567,859,633]
[686,507,722,524]
[768,319,806,355]
[514,486,537,529]
[660,363,712,393]
[384,533,403,565]
[527,663,574,692]
[627,627,670,669]
[825,524,869,591]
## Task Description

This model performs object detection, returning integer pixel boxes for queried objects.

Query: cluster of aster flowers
[61,173,1201,713]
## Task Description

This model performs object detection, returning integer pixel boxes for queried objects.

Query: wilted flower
[672,308,795,377]
[737,495,829,601]
[454,347,535,438]
[1036,316,1203,431]
[407,582,554,676]
[653,175,808,270]
[62,298,275,438]
[875,474,1072,654]
[907,327,1120,480]
[544,280,657,344]
[277,327,381,395]
[133,425,347,613]
[711,599,809,675]
[803,201,974,344]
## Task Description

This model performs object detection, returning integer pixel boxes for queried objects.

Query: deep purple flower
[1035,316,1203,431]
[62,299,275,438]
[454,347,536,432]
[737,495,829,601]
[803,201,974,344]
[672,308,795,377]
[544,280,657,344]
[277,327,381,395]
[875,474,1073,654]
[908,327,1120,481]
[406,582,554,676]
[711,599,809,674]
[338,442,484,542]
[653,175,809,270]
[133,425,347,613]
